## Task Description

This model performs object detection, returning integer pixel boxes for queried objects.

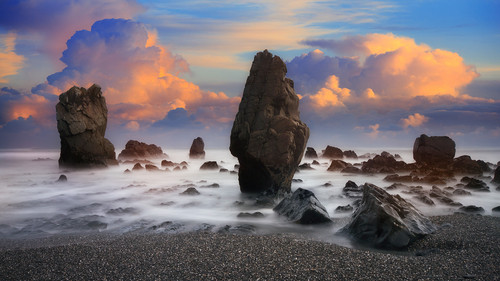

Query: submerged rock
[56,84,117,168]
[342,183,436,249]
[56,175,68,182]
[335,204,354,213]
[200,161,219,170]
[342,180,363,198]
[118,140,166,160]
[457,205,485,214]
[189,137,205,159]
[230,50,309,194]
[273,188,331,224]
[413,134,455,166]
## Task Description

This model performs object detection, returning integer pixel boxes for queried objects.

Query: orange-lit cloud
[0,33,25,83]
[401,113,429,128]
[307,75,350,109]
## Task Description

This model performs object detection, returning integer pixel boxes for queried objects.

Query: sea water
[0,148,498,244]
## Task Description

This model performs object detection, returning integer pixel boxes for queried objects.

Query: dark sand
[1,214,499,280]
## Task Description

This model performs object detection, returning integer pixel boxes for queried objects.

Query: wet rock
[217,224,256,234]
[118,140,166,160]
[229,50,309,194]
[343,180,363,198]
[335,205,354,213]
[56,84,117,168]
[453,188,471,196]
[413,134,455,166]
[457,205,485,214]
[161,160,176,167]
[132,163,144,171]
[342,183,437,249]
[298,163,314,170]
[492,166,500,184]
[492,206,500,213]
[461,177,490,192]
[321,182,333,187]
[180,187,200,195]
[273,188,332,224]
[237,212,265,218]
[343,150,358,159]
[327,159,349,171]
[56,175,67,182]
[322,146,343,159]
[304,147,318,159]
[200,161,219,170]
[414,195,435,206]
[189,137,205,159]
[145,164,160,171]
[452,156,483,175]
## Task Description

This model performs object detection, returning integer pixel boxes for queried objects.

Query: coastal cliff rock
[118,140,166,160]
[342,183,436,249]
[273,188,332,224]
[56,84,117,168]
[413,134,455,166]
[230,50,309,194]
[189,137,205,159]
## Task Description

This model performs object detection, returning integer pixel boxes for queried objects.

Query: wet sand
[1,214,499,280]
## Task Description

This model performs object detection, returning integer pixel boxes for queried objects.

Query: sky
[0,0,499,150]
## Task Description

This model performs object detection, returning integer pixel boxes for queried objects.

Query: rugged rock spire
[230,50,309,194]
[56,84,117,168]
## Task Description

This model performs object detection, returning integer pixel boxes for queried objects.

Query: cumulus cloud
[0,87,52,126]
[401,113,429,128]
[0,33,25,83]
[302,75,350,112]
[0,0,144,58]
[35,18,240,129]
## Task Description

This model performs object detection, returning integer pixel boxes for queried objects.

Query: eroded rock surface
[342,183,436,249]
[230,50,309,194]
[56,84,117,168]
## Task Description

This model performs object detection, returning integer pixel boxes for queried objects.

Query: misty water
[1,148,499,246]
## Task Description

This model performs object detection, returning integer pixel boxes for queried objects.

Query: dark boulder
[335,205,354,213]
[304,147,318,159]
[200,161,219,170]
[132,163,144,170]
[362,154,408,173]
[457,205,485,214]
[118,140,166,160]
[273,188,331,224]
[56,84,117,168]
[237,212,265,218]
[413,134,455,166]
[180,187,200,195]
[461,177,490,192]
[492,206,500,213]
[341,166,362,173]
[327,160,349,171]
[311,160,320,165]
[414,195,435,206]
[452,156,483,175]
[342,180,363,198]
[56,175,68,182]
[230,50,309,194]
[161,160,176,167]
[189,137,205,159]
[145,164,160,171]
[298,163,314,170]
[492,166,500,184]
[453,188,471,196]
[342,183,436,249]
[343,150,358,159]
[322,146,343,159]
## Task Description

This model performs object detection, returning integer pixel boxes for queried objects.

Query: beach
[1,214,499,280]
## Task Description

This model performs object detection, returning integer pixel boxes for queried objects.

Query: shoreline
[1,213,499,280]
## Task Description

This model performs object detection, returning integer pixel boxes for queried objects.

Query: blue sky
[0,0,499,149]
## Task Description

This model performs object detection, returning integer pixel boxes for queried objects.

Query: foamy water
[0,148,498,244]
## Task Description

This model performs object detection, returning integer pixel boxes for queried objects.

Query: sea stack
[189,137,205,159]
[56,84,117,168]
[230,50,309,194]
[413,134,455,166]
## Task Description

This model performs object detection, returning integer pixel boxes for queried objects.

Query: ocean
[0,147,499,245]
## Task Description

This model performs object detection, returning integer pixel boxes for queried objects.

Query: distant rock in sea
[189,137,205,159]
[322,146,343,159]
[304,147,318,159]
[230,50,309,194]
[56,84,117,168]
[413,134,455,166]
[491,166,500,184]
[118,140,167,160]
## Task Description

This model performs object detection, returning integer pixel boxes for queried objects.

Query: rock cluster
[189,137,205,159]
[343,183,436,248]
[230,50,309,194]
[118,140,166,160]
[56,84,117,168]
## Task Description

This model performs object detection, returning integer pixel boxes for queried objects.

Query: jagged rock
[180,187,200,195]
[461,177,490,192]
[322,146,343,159]
[230,50,309,194]
[56,175,67,182]
[335,205,354,213]
[492,166,500,184]
[343,150,358,159]
[342,180,363,198]
[298,163,314,170]
[327,159,350,171]
[189,137,205,159]
[56,84,117,168]
[452,156,483,175]
[132,163,144,171]
[457,205,485,214]
[413,134,455,166]
[362,153,408,173]
[414,195,435,206]
[200,161,219,170]
[304,147,318,159]
[145,164,160,171]
[273,188,332,224]
[118,140,166,160]
[342,183,437,249]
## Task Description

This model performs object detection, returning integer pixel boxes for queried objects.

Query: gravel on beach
[1,214,499,280]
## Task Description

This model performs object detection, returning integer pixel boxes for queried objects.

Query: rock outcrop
[189,137,205,159]
[230,50,309,194]
[413,134,455,166]
[118,140,166,160]
[56,84,117,168]
[322,146,343,159]
[273,188,331,224]
[342,183,436,249]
